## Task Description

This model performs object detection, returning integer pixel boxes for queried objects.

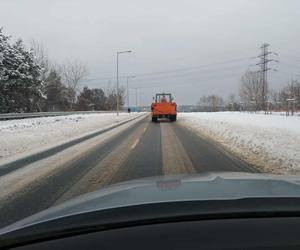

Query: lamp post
[126,76,135,112]
[134,87,139,112]
[116,50,132,116]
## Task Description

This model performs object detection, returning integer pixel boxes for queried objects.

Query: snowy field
[0,113,141,163]
[179,112,300,174]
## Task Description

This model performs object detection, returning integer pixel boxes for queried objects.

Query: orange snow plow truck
[151,93,177,122]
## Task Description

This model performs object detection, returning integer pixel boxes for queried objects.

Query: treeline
[76,86,125,111]
[197,70,300,112]
[44,70,125,112]
[239,71,300,114]
[197,95,225,112]
[0,28,124,113]
[239,70,300,112]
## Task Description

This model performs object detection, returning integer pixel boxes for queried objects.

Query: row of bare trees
[31,40,125,112]
[30,40,89,111]
[39,61,124,112]
[239,70,300,113]
[197,95,225,112]
[196,69,299,113]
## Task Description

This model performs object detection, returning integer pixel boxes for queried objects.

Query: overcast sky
[1,0,300,105]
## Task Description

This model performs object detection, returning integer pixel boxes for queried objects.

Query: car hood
[2,172,300,233]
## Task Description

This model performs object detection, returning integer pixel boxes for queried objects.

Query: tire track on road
[160,123,196,175]
[172,122,258,173]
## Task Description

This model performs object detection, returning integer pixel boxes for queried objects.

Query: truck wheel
[170,115,177,122]
[152,117,157,122]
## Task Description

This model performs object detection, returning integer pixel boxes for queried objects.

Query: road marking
[131,138,140,149]
[143,122,150,133]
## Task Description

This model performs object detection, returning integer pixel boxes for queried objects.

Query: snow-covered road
[179,112,300,174]
[0,113,142,163]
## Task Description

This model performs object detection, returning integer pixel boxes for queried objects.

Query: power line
[129,71,243,89]
[86,56,250,82]
[132,57,249,78]
[85,61,248,89]
[127,64,247,84]
[86,70,243,89]
[276,70,300,77]
[277,61,300,70]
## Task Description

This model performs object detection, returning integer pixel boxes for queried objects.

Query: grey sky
[1,0,300,105]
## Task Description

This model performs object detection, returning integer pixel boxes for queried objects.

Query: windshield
[155,94,172,103]
[0,0,299,230]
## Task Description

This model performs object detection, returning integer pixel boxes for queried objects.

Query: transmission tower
[255,43,278,110]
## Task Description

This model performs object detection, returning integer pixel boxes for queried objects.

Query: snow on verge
[0,113,142,162]
[178,112,300,174]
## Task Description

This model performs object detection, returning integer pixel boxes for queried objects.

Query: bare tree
[60,60,88,110]
[269,89,281,111]
[198,95,208,107]
[197,95,224,112]
[208,95,224,111]
[104,86,125,111]
[239,70,261,110]
[228,93,236,103]
[30,40,50,80]
[279,80,300,114]
[227,93,238,111]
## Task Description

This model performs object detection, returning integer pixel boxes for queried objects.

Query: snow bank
[179,112,300,174]
[0,113,142,162]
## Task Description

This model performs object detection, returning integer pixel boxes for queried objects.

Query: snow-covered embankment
[0,113,142,164]
[179,112,300,174]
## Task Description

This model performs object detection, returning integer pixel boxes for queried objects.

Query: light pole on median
[116,50,132,116]
[126,76,136,112]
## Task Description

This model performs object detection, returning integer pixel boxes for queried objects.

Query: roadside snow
[179,112,300,174]
[0,113,142,163]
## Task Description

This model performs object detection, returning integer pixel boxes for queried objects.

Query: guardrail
[0,111,126,120]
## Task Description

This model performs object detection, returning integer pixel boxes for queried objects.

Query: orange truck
[151,93,177,122]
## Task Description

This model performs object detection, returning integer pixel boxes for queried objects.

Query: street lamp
[126,76,135,112]
[116,50,132,116]
[139,92,145,110]
[133,87,139,112]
